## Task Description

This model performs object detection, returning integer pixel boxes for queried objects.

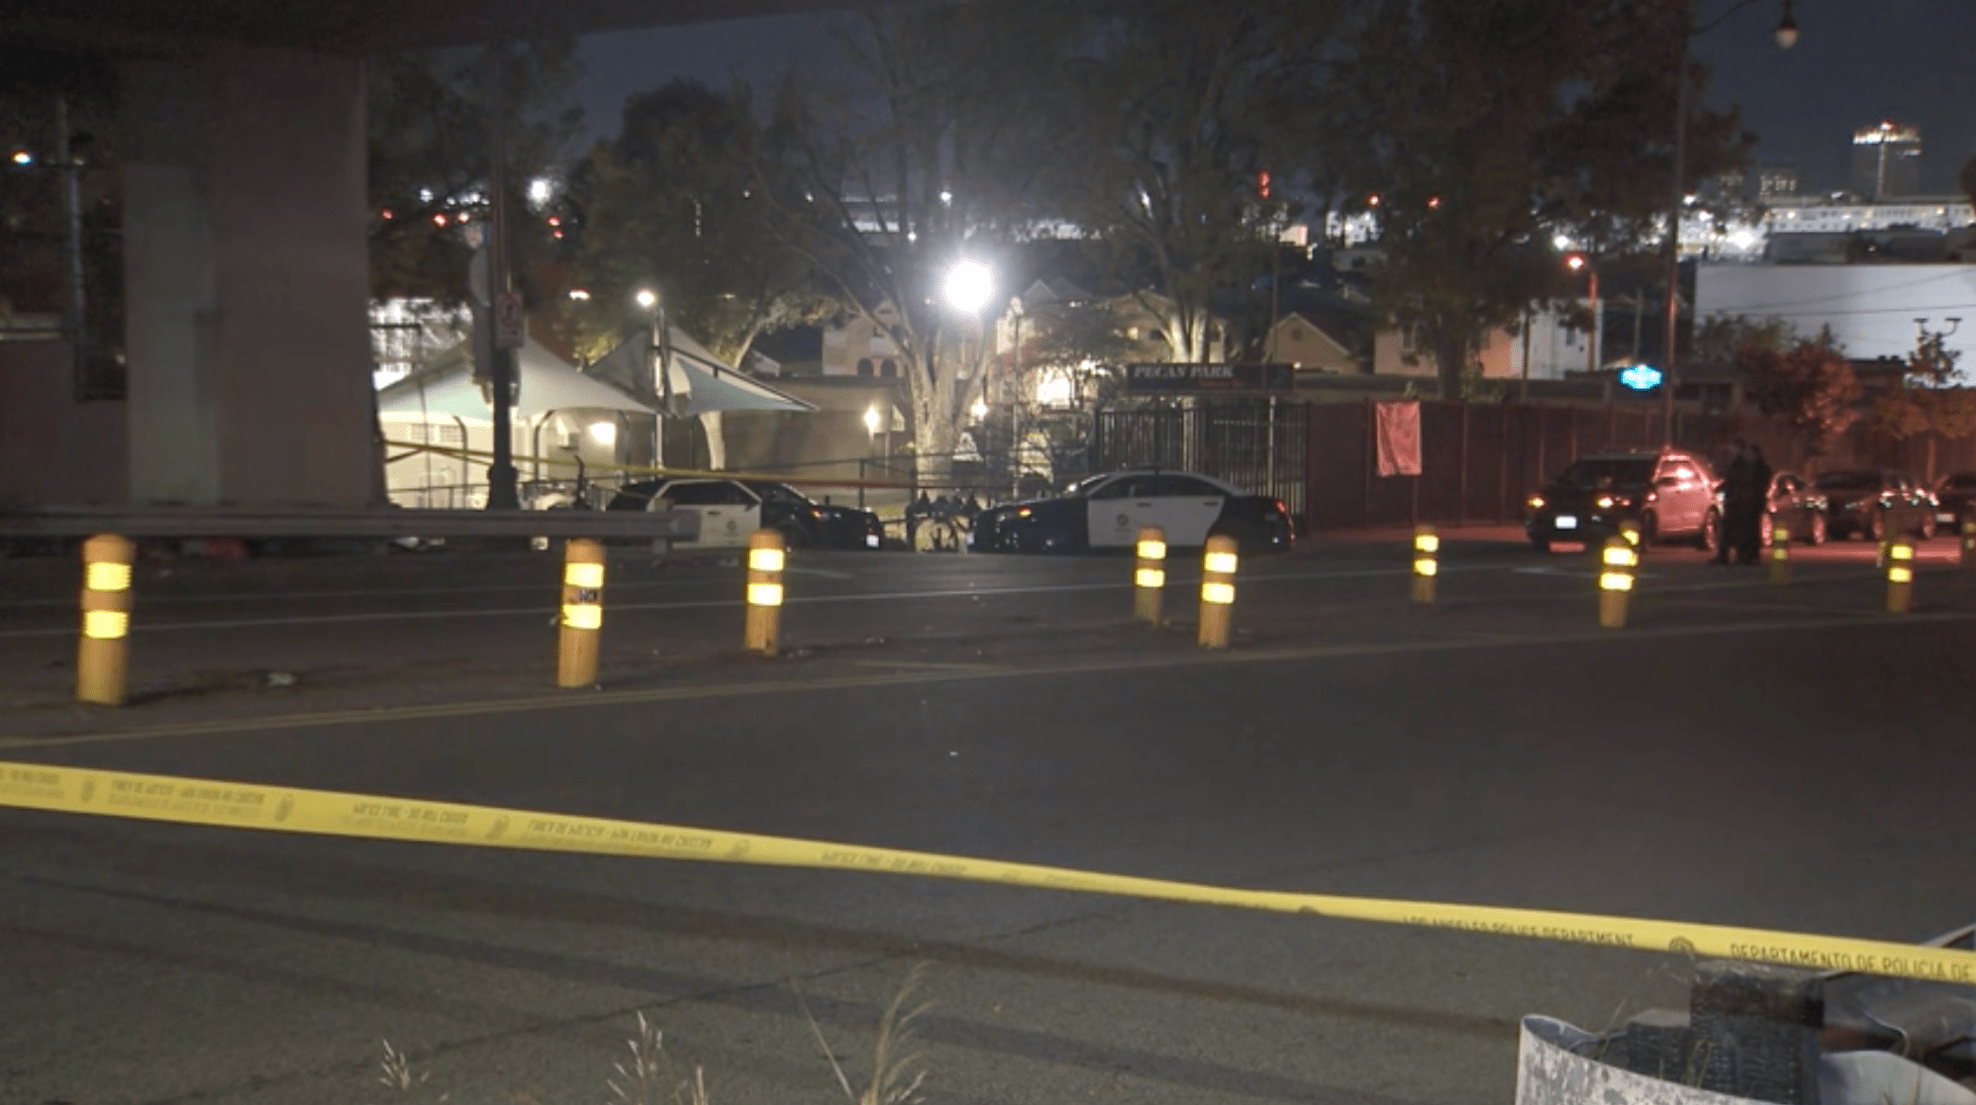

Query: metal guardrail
[0,507,702,541]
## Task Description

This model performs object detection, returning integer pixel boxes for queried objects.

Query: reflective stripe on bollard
[1769,524,1790,586]
[1134,526,1166,626]
[77,534,136,706]
[557,539,606,688]
[1412,525,1439,605]
[1598,537,1636,629]
[745,529,786,656]
[1962,518,1974,571]
[1886,538,1914,614]
[1198,535,1238,649]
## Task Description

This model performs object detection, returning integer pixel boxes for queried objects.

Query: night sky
[576,1,1976,197]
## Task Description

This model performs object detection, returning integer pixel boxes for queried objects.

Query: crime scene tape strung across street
[1,759,1970,985]
[383,439,932,493]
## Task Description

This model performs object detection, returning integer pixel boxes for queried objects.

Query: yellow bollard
[1618,519,1642,549]
[1198,535,1238,649]
[1768,524,1790,586]
[1411,525,1439,605]
[744,528,786,656]
[1598,536,1637,629]
[76,534,136,706]
[1886,537,1914,614]
[1134,526,1166,625]
[1962,517,1974,571]
[557,539,606,688]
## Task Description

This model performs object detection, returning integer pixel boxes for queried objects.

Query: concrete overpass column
[122,46,376,507]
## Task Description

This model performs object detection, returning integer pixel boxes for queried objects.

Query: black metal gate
[1090,400,1309,524]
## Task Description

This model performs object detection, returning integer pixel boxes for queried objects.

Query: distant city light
[568,288,591,301]
[1729,229,1757,249]
[635,289,658,310]
[865,406,882,434]
[419,187,434,203]
[431,213,447,226]
[971,397,989,420]
[527,177,554,206]
[1552,233,1572,251]
[10,150,31,166]
[380,208,394,220]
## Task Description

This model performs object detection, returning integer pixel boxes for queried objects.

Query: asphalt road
[2,532,1973,1105]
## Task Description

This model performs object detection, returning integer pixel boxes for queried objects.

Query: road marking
[3,609,1966,749]
[852,659,1007,672]
[0,566,1500,640]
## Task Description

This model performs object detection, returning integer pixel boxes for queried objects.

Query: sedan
[1812,469,1939,541]
[1760,471,1830,545]
[607,477,884,550]
[970,470,1294,554]
[1935,471,1976,531]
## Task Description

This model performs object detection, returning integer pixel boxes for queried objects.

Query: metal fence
[1093,397,1976,533]
[1091,400,1310,521]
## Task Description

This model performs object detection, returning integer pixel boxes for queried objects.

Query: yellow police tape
[1,758,1970,985]
[381,440,935,492]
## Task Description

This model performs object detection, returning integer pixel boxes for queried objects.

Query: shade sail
[376,337,664,422]
[588,331,819,416]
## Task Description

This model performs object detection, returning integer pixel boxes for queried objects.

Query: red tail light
[1272,499,1289,517]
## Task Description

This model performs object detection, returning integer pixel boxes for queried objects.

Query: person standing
[1714,441,1752,564]
[1737,444,1773,565]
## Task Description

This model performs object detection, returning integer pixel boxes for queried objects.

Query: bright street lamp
[944,261,993,313]
[634,288,657,310]
[1566,253,1600,376]
[864,406,882,434]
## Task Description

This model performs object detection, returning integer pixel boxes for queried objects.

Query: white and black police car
[969,469,1294,554]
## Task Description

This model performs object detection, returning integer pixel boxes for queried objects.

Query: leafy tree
[1868,329,1975,481]
[1694,312,1793,365]
[367,41,583,303]
[571,79,832,467]
[1338,0,1750,398]
[755,3,1079,481]
[1741,329,1862,458]
[1052,1,1352,364]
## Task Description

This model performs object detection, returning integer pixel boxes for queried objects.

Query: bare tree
[756,4,1078,482]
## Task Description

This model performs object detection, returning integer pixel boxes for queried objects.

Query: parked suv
[1525,449,1721,553]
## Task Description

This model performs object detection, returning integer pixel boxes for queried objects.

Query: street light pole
[1663,1,1799,446]
[1660,47,1687,448]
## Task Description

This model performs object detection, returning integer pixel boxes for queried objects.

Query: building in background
[1850,120,1923,201]
[1755,164,1802,202]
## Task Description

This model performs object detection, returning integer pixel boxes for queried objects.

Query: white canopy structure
[375,336,665,422]
[586,329,818,416]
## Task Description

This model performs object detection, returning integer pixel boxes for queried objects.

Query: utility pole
[57,97,88,400]
[1661,47,1688,448]
[482,45,520,510]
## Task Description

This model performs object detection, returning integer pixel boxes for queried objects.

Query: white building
[1695,263,1976,367]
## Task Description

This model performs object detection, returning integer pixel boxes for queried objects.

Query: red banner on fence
[1376,401,1422,477]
